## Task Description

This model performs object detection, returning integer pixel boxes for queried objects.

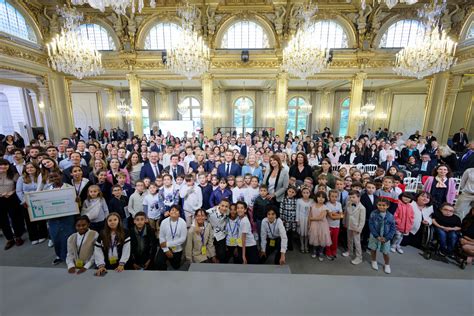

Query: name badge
[237,238,242,247]
[201,246,207,256]
[171,246,177,252]
[229,237,236,246]
[109,256,118,265]
[269,239,276,247]
[75,259,84,268]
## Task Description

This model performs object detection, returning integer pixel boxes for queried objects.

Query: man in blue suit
[217,150,242,179]
[150,137,165,153]
[140,151,163,182]
[380,154,399,171]
[164,154,185,182]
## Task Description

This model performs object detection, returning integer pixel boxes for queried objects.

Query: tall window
[379,19,425,48]
[467,21,474,40]
[0,0,37,43]
[338,98,350,137]
[179,97,201,131]
[287,97,309,135]
[78,24,116,50]
[233,97,254,135]
[142,98,150,136]
[221,21,270,49]
[0,93,13,134]
[307,20,348,49]
[144,22,182,50]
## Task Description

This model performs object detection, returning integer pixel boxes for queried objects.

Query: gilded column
[127,73,143,136]
[347,72,367,137]
[159,88,170,120]
[422,73,450,137]
[201,73,213,137]
[213,89,221,133]
[275,72,289,136]
[46,74,75,141]
[36,81,51,139]
[440,75,463,143]
[105,88,118,129]
[96,89,105,129]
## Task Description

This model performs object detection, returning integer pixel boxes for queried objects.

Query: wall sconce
[320,113,331,120]
[376,112,388,120]
[38,101,45,111]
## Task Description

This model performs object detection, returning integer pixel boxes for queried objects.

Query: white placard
[25,187,80,222]
[158,120,194,138]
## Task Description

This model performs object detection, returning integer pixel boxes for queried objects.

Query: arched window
[144,22,182,50]
[287,97,309,135]
[179,97,201,131]
[233,97,254,135]
[221,21,270,49]
[142,98,150,136]
[306,20,348,49]
[379,19,425,48]
[467,21,474,40]
[338,98,350,137]
[0,92,13,134]
[78,24,116,50]
[0,0,37,43]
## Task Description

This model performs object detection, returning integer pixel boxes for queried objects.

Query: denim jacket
[369,210,396,240]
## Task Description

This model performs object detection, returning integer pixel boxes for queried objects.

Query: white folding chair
[403,177,419,193]
[404,170,412,178]
[363,164,377,176]
[453,177,462,195]
[355,164,364,172]
[332,165,340,172]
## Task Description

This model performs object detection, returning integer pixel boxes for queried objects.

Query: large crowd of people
[0,126,473,275]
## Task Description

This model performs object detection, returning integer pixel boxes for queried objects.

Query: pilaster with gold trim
[201,73,214,136]
[347,72,367,137]
[127,73,143,136]
[275,72,288,137]
[422,73,450,138]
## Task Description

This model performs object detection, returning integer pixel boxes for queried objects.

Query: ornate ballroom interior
[0,0,473,142]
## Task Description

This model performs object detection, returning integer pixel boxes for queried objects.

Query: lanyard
[170,220,178,240]
[267,221,276,238]
[77,231,87,256]
[111,236,118,255]
[74,181,82,197]
[227,219,240,237]
[199,224,206,244]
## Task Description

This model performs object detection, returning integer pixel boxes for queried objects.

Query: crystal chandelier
[177,82,190,116]
[394,0,456,79]
[117,84,132,117]
[166,2,210,80]
[299,81,313,113]
[282,2,329,80]
[46,6,103,79]
[237,81,251,114]
[71,0,156,15]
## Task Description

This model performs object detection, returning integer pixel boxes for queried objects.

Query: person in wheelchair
[460,207,474,264]
[432,203,461,257]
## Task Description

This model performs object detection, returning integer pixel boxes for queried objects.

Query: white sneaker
[48,240,54,248]
[371,261,379,271]
[390,247,396,253]
[384,265,391,274]
[351,257,363,265]
[318,256,324,262]
[311,253,317,258]
[396,247,404,254]
[31,240,39,245]
[342,251,350,257]
[38,238,46,244]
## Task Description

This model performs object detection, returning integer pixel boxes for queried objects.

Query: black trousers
[226,245,242,264]
[237,245,259,264]
[155,248,183,270]
[361,220,370,250]
[260,237,282,265]
[0,195,25,241]
[214,238,227,263]
[21,205,48,241]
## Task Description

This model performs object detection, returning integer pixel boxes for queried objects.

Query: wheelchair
[421,225,468,269]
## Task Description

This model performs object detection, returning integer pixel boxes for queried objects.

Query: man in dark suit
[150,137,165,153]
[380,154,399,171]
[75,140,91,166]
[163,154,185,182]
[424,131,436,150]
[140,151,163,182]
[62,152,90,184]
[239,136,252,157]
[217,150,242,179]
[422,140,439,160]
[459,141,474,174]
[418,153,436,177]
[453,128,469,153]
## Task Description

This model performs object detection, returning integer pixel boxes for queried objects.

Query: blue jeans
[48,216,75,260]
[434,227,459,255]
